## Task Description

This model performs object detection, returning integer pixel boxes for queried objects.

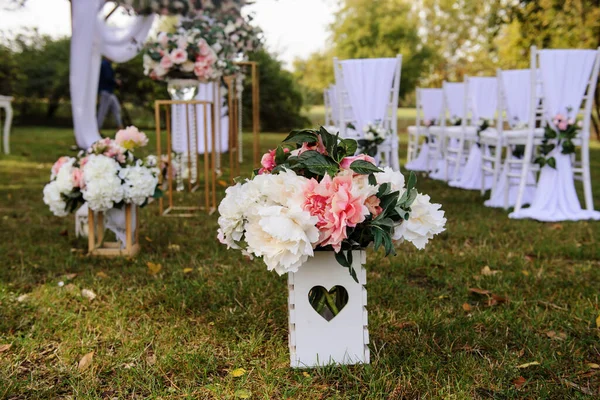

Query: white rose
[43,181,69,217]
[244,205,319,275]
[393,193,446,248]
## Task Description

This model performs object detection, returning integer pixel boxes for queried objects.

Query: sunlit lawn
[1,123,599,399]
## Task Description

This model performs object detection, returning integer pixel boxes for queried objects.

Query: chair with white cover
[481,69,539,209]
[448,76,498,190]
[405,88,443,172]
[334,55,402,169]
[0,95,13,155]
[429,82,466,181]
[323,86,334,127]
[509,46,600,221]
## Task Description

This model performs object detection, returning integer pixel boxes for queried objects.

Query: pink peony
[170,48,188,65]
[296,134,328,156]
[365,195,383,216]
[303,174,368,251]
[115,126,149,150]
[157,32,169,47]
[80,156,89,168]
[340,154,377,170]
[160,55,173,69]
[51,156,70,178]
[198,40,211,56]
[72,168,84,188]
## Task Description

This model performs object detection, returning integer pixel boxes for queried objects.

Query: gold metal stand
[154,99,217,217]
[234,61,260,168]
[88,204,140,257]
[224,76,241,180]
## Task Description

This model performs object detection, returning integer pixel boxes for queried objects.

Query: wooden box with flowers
[43,127,162,257]
[217,127,446,367]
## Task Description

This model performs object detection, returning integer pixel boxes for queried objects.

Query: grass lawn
[1,125,600,399]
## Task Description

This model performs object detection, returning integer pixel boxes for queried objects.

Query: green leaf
[282,130,318,145]
[341,138,358,156]
[152,187,164,199]
[407,171,417,191]
[297,151,339,176]
[334,251,351,268]
[349,160,382,175]
[547,157,556,169]
[368,173,377,186]
[275,146,286,164]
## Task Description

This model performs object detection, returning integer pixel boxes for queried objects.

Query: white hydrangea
[393,193,446,248]
[119,162,159,206]
[82,155,124,212]
[54,158,76,193]
[43,181,69,217]
[244,205,319,275]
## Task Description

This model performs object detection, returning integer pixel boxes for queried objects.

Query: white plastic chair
[510,46,600,220]
[406,88,443,171]
[334,56,402,169]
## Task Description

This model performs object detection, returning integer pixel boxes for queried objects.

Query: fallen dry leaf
[146,353,156,366]
[59,229,68,237]
[462,303,472,312]
[587,363,599,369]
[182,268,193,274]
[302,371,310,378]
[546,331,567,341]
[230,368,246,377]
[521,270,530,277]
[234,389,251,399]
[596,315,600,328]
[81,289,96,301]
[78,351,94,371]
[512,376,527,389]
[218,179,229,187]
[550,223,563,231]
[17,294,29,303]
[147,262,162,275]
[168,244,181,252]
[481,266,500,276]
[64,273,77,280]
[517,361,540,369]
[488,294,509,306]
[96,271,108,279]
[0,344,12,353]
[145,236,153,242]
[468,288,491,296]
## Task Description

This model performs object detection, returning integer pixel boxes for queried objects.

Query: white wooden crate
[288,250,369,368]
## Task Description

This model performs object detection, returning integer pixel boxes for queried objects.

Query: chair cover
[405,89,443,171]
[501,69,535,128]
[510,49,600,221]
[444,83,466,119]
[70,0,154,149]
[340,58,398,136]
[484,158,536,208]
[448,78,497,190]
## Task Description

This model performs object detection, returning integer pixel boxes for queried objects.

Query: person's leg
[97,91,110,129]
[109,94,123,129]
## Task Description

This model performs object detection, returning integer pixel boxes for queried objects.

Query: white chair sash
[420,89,443,121]
[501,69,534,128]
[469,77,497,121]
[444,83,465,119]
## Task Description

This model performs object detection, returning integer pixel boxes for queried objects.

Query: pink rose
[198,40,210,56]
[558,120,568,131]
[160,55,173,69]
[115,126,149,150]
[258,148,289,174]
[295,134,328,156]
[51,156,70,177]
[80,156,89,168]
[170,48,188,65]
[72,168,84,189]
[340,154,377,170]
[365,195,382,216]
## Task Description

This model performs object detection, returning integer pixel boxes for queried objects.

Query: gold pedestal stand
[234,61,261,168]
[88,204,140,257]
[154,99,217,217]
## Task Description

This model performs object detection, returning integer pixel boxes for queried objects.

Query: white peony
[119,162,159,206]
[54,158,76,193]
[375,166,406,196]
[82,155,124,212]
[217,182,250,249]
[249,169,309,209]
[43,181,69,217]
[393,193,446,248]
[244,205,319,275]
[181,60,195,72]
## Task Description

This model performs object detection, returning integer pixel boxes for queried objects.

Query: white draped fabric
[421,89,443,121]
[340,58,398,137]
[449,78,497,190]
[510,49,600,221]
[70,0,154,149]
[405,89,442,171]
[444,83,465,119]
[501,69,535,127]
[171,83,229,154]
[328,85,339,127]
[484,158,536,208]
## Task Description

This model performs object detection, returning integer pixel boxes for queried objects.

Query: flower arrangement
[423,119,436,127]
[119,0,246,15]
[218,13,263,56]
[448,116,462,126]
[43,127,162,217]
[143,29,221,81]
[536,111,581,169]
[358,122,391,158]
[217,127,446,280]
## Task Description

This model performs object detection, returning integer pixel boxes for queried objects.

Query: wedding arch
[68,0,246,149]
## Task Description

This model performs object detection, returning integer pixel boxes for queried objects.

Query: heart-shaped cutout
[308,285,349,321]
